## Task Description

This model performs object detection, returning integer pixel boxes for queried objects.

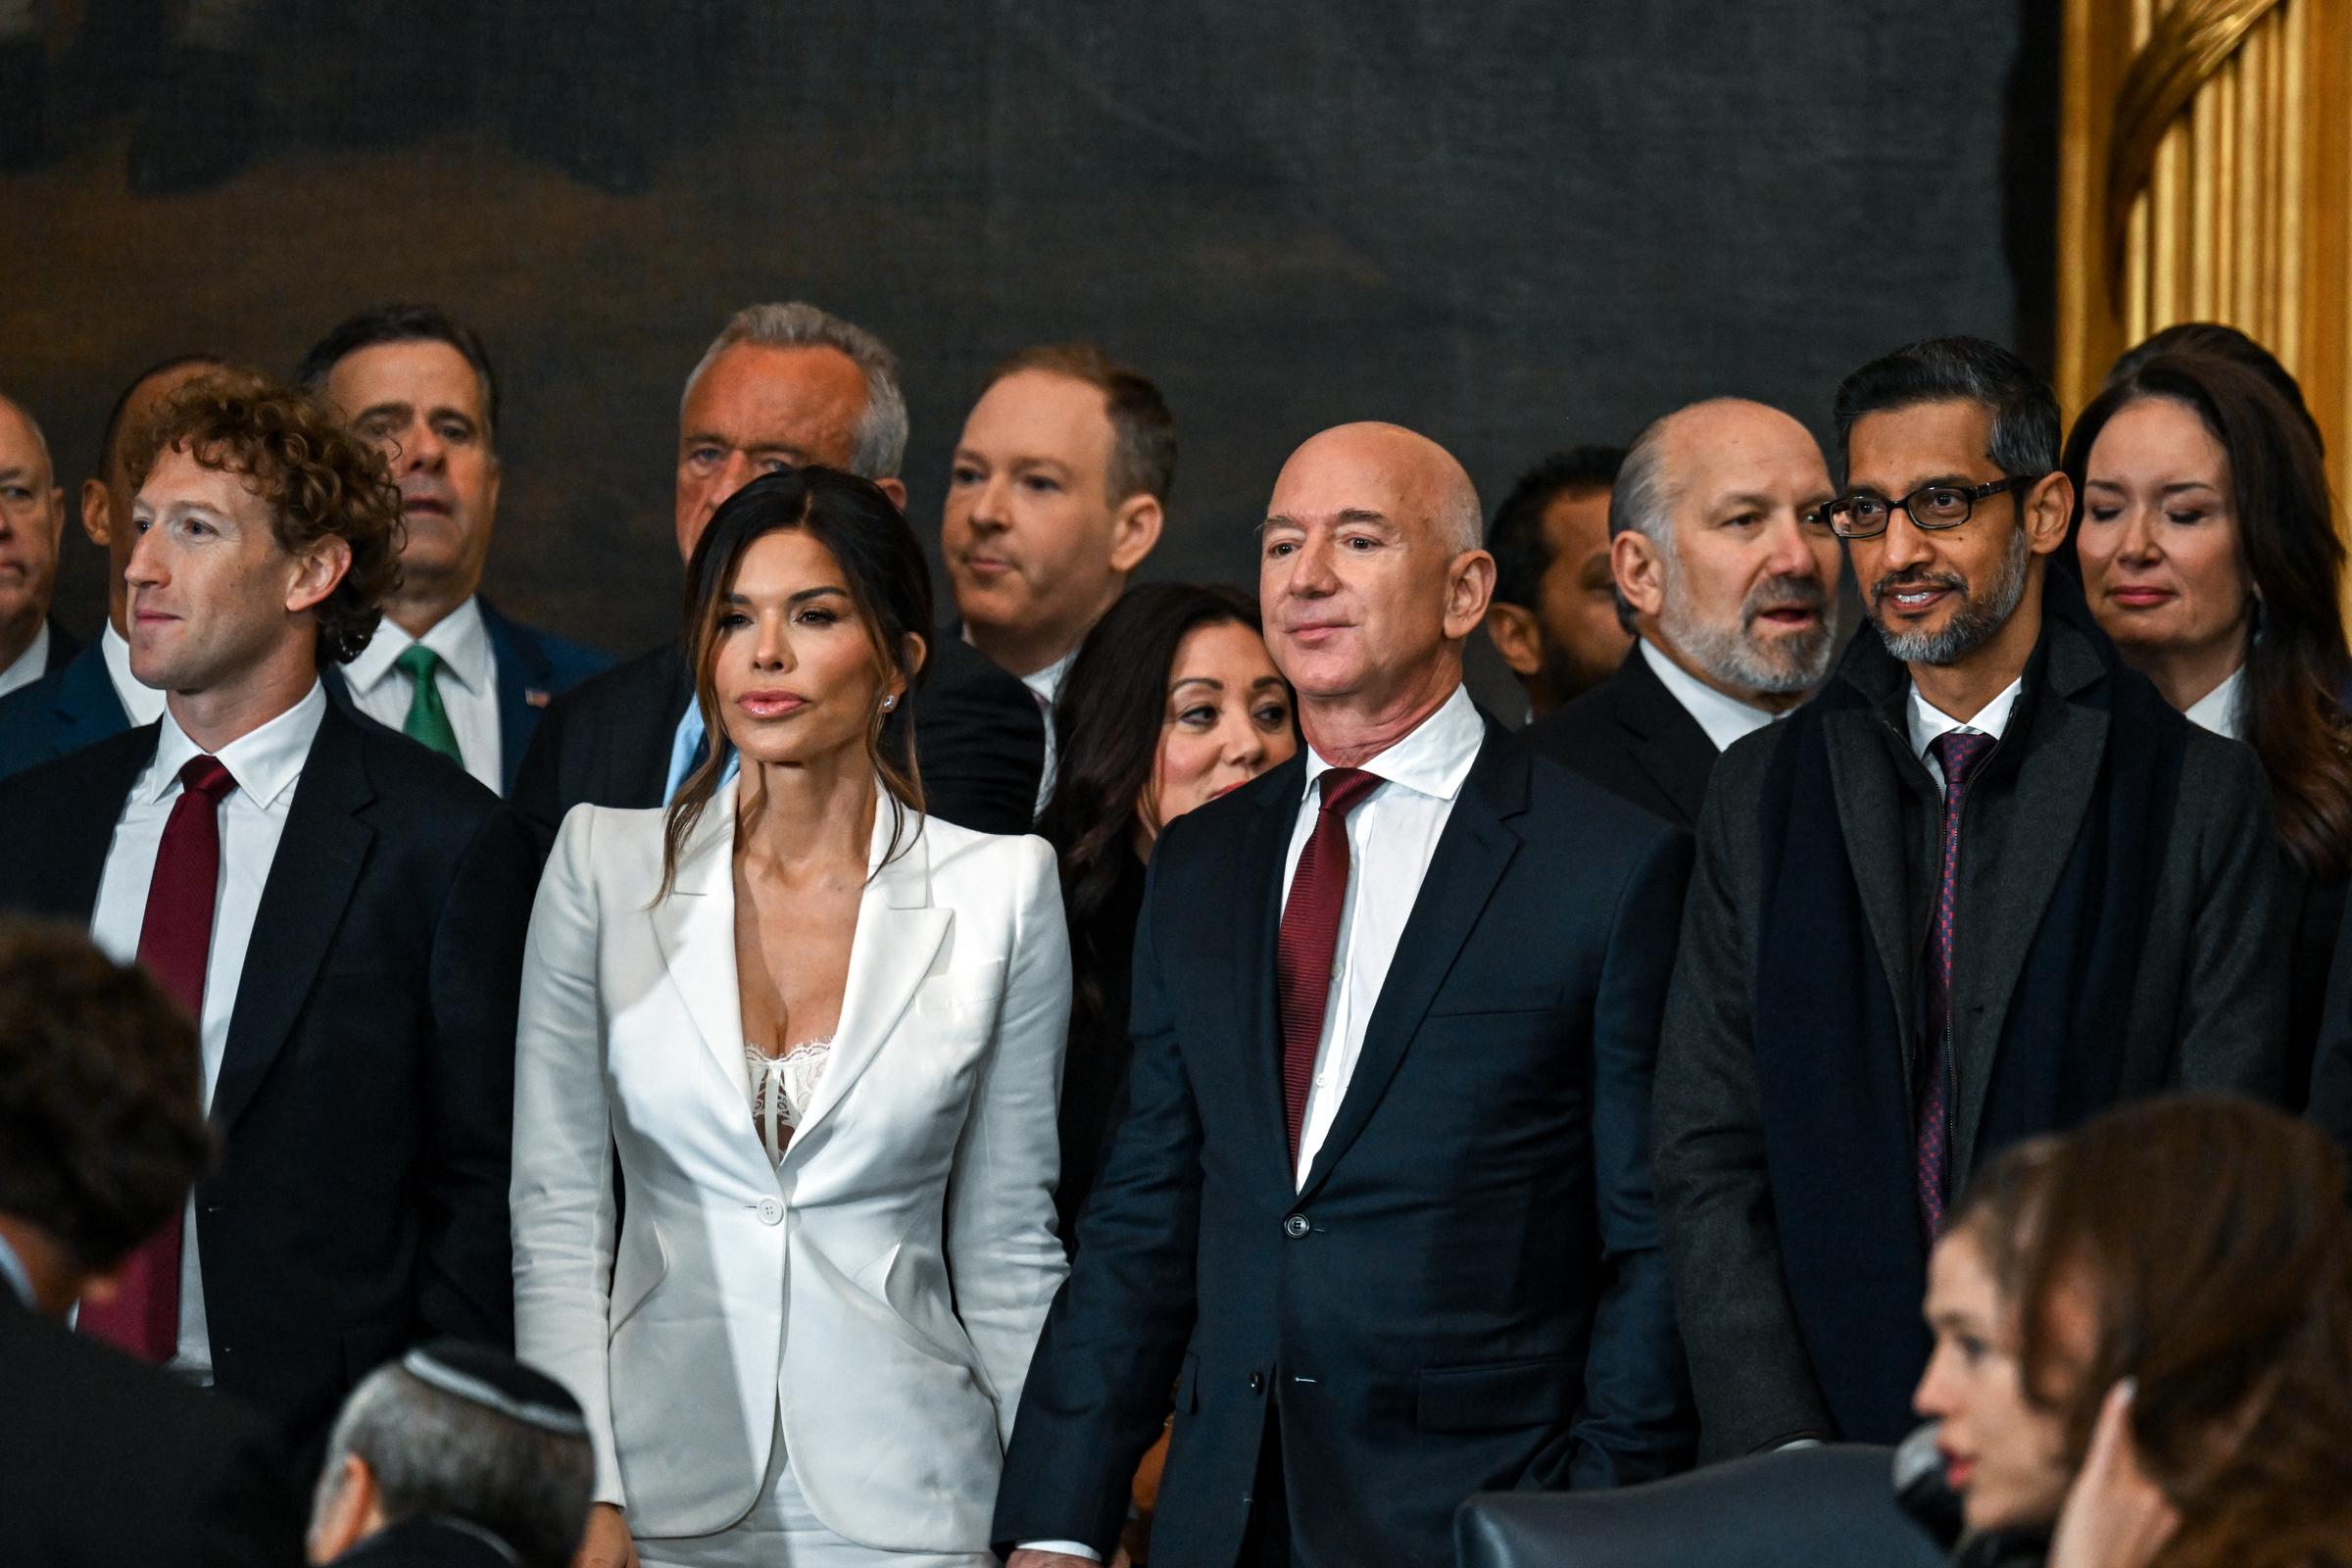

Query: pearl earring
[881,695,897,711]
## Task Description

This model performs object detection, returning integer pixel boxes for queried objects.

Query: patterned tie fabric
[78,755,236,1360]
[1919,729,1995,1238]
[1275,767,1384,1169]
[395,644,464,765]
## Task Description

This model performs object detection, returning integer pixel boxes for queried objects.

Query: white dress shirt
[1023,683,1487,1561]
[1021,644,1078,819]
[340,596,503,793]
[0,620,48,700]
[2181,664,2244,740]
[1639,638,1781,753]
[1907,674,2024,791]
[101,621,170,728]
[87,682,326,1381]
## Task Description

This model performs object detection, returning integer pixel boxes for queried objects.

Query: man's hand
[573,1503,639,1568]
[1005,1552,1099,1568]
[2049,1381,2179,1568]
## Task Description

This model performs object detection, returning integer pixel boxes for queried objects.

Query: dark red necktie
[1918,730,1993,1240]
[79,755,236,1360]
[1275,767,1383,1170]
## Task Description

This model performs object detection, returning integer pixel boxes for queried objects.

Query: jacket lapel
[1822,699,1921,1089]
[29,726,157,921]
[212,708,373,1133]
[1238,759,1307,1191]
[786,811,951,1152]
[1616,649,1718,828]
[1296,725,1523,1201]
[479,598,552,794]
[648,779,759,1100]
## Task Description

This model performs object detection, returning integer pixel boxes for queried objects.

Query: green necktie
[394,644,465,766]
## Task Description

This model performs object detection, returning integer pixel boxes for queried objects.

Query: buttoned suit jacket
[993,716,1694,1568]
[512,790,1070,1547]
[0,701,534,1452]
[1653,609,2290,1458]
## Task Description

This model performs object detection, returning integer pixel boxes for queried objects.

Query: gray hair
[0,392,55,479]
[681,302,909,481]
[1606,411,1679,631]
[315,1358,595,1568]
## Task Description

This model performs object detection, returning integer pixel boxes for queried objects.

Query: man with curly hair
[0,373,537,1478]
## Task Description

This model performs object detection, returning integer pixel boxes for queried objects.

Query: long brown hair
[659,466,932,898]
[2063,351,2352,878]
[1993,1096,2352,1568]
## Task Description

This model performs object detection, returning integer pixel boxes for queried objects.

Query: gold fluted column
[2059,0,2352,525]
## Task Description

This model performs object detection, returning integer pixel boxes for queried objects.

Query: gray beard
[1870,526,2030,666]
[1657,556,1837,697]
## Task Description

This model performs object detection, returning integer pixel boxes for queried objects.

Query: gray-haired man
[307,1341,595,1568]
[509,302,1045,846]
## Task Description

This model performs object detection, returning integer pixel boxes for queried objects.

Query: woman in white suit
[513,467,1071,1568]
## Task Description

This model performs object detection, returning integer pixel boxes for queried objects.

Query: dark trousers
[1240,1404,1292,1568]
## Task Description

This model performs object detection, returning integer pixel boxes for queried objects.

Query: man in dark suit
[0,920,303,1565]
[1482,444,1630,720]
[298,305,610,795]
[0,374,533,1465]
[1655,337,2288,1461]
[0,355,233,779]
[1526,399,1841,831]
[997,422,1692,1568]
[512,301,1042,848]
[0,390,76,701]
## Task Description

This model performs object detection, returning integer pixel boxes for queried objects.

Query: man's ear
[305,1454,379,1564]
[1443,549,1497,642]
[286,536,354,615]
[899,629,928,693]
[877,476,908,512]
[79,478,112,548]
[1612,529,1667,620]
[2023,470,2075,559]
[1107,493,1163,574]
[1484,602,1544,678]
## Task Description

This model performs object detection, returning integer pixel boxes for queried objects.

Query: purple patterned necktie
[1919,730,1994,1239]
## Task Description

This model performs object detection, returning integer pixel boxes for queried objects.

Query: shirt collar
[1021,644,1079,709]
[0,621,49,688]
[101,621,170,726]
[1638,638,1781,753]
[2181,664,2244,740]
[1299,681,1483,805]
[1906,672,2026,760]
[0,1230,30,1305]
[141,681,328,808]
[342,596,496,697]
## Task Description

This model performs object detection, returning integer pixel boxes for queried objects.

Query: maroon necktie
[1275,767,1384,1169]
[79,755,236,1360]
[1918,730,1993,1239]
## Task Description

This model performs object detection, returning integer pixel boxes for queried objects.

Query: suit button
[757,1198,784,1225]
[1283,1213,1309,1238]
[1249,1372,1265,1394]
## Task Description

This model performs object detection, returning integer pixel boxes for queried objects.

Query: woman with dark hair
[513,468,1070,1568]
[2064,350,2352,1080]
[1912,1094,2352,1567]
[1036,581,1297,1245]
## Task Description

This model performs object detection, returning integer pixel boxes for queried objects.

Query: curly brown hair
[0,921,214,1274]
[125,372,405,665]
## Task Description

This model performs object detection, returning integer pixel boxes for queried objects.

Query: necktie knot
[176,754,235,803]
[395,644,443,683]
[1316,766,1384,819]
[1929,729,1995,794]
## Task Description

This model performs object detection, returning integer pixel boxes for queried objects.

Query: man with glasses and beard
[1652,336,2287,1460]
[1527,400,1839,830]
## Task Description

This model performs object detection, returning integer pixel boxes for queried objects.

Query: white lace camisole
[744,1039,834,1163]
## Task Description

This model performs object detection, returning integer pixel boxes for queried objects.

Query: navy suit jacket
[0,598,608,789]
[994,716,1695,1568]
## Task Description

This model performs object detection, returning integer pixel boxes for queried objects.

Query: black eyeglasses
[1820,476,2041,540]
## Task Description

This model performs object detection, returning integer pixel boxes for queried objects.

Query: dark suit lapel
[211,707,374,1134]
[1823,701,1919,1087]
[1614,650,1719,828]
[1237,758,1306,1191]
[1949,656,2105,1174]
[478,597,554,794]
[51,644,132,753]
[1296,726,1523,1202]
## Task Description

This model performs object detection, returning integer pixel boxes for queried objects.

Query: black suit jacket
[1654,610,2289,1457]
[0,700,534,1452]
[1523,646,1720,832]
[995,716,1694,1568]
[0,637,126,781]
[508,626,1044,848]
[0,1283,304,1565]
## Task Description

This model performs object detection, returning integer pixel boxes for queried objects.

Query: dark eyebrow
[1170,675,1225,692]
[722,584,852,606]
[1249,675,1287,691]
[354,400,415,425]
[1851,472,1977,497]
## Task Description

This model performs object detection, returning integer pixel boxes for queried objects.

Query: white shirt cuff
[1016,1542,1102,1562]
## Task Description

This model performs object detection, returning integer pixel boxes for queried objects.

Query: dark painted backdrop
[3,0,2054,666]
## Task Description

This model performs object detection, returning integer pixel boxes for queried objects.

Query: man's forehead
[1845,399,1995,479]
[136,447,270,514]
[686,343,863,448]
[328,340,487,416]
[0,402,48,477]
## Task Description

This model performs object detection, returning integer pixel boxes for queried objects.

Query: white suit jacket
[511,785,1071,1547]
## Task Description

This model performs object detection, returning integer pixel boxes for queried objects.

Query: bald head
[1608,396,1841,708]
[0,392,67,662]
[1260,422,1496,756]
